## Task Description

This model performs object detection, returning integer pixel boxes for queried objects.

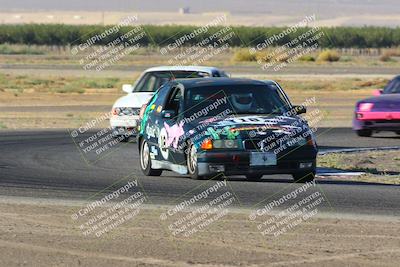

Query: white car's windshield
[383,78,400,94]
[134,71,211,92]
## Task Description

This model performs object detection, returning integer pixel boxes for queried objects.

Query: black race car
[138,78,318,182]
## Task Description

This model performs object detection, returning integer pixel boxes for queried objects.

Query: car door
[158,86,187,166]
[141,83,172,162]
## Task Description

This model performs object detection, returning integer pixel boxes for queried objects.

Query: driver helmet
[230,93,254,111]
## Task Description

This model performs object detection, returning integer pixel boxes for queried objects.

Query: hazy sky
[0,0,399,16]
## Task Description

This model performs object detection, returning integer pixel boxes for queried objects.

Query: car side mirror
[122,84,133,93]
[293,105,307,115]
[161,109,176,119]
[373,89,383,96]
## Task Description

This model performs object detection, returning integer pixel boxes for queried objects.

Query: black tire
[119,135,130,142]
[292,171,315,183]
[186,143,204,180]
[113,128,128,142]
[356,129,372,137]
[246,174,263,181]
[396,131,400,135]
[140,139,162,176]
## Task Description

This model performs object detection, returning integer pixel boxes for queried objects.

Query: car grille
[115,107,140,116]
[373,120,400,124]
[224,161,299,171]
[243,138,307,152]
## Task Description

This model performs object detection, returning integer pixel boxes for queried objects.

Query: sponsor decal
[164,121,185,148]
[205,126,240,140]
[146,124,159,138]
[158,128,169,159]
[140,92,158,134]
[150,146,158,159]
[273,125,302,135]
[231,126,281,132]
[216,116,285,126]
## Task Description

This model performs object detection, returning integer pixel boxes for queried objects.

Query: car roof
[172,77,276,89]
[144,66,222,74]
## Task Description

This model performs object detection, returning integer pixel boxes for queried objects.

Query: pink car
[353,76,400,137]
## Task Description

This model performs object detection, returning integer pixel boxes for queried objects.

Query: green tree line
[0,24,399,48]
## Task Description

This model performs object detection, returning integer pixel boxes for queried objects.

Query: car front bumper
[196,147,317,176]
[110,115,139,136]
[353,111,400,131]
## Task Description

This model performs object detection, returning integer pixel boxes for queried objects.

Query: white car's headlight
[112,107,140,116]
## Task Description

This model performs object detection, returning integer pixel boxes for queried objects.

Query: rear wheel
[292,171,315,183]
[356,129,372,137]
[246,174,263,182]
[140,139,162,176]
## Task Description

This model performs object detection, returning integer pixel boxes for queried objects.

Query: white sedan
[110,66,229,141]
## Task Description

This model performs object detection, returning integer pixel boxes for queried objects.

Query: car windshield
[134,71,211,92]
[383,78,400,94]
[184,84,290,117]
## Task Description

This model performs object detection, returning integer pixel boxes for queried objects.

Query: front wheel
[292,171,315,183]
[140,139,162,176]
[356,129,372,137]
[187,143,203,180]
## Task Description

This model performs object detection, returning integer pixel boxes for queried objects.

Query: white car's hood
[112,92,154,108]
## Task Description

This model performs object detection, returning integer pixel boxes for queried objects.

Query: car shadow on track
[371,136,400,139]
[158,173,399,187]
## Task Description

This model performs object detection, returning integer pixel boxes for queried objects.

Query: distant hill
[1,0,399,16]
[1,0,400,27]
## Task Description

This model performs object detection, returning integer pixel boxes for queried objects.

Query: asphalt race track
[0,128,399,217]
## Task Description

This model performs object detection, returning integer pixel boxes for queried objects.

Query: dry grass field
[0,200,399,267]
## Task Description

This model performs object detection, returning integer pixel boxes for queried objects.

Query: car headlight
[213,139,239,149]
[111,108,119,115]
[358,103,374,112]
[112,107,140,116]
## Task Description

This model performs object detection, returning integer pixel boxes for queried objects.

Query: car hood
[112,92,154,108]
[187,114,309,141]
[359,93,400,104]
[358,94,400,111]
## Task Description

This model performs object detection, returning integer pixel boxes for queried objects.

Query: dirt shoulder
[319,150,400,185]
[0,200,399,267]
